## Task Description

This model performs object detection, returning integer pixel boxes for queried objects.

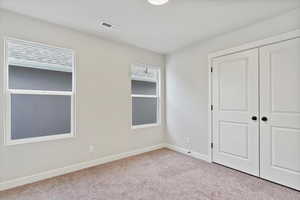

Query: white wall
[0,10,165,183]
[166,8,300,157]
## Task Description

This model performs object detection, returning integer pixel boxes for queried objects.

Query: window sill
[4,133,75,146]
[131,123,160,130]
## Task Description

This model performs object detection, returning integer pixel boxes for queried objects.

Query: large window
[4,39,75,145]
[131,65,160,128]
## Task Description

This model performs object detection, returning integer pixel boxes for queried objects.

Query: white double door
[212,38,300,190]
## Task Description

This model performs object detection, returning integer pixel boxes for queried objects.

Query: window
[4,39,75,145]
[131,65,160,128]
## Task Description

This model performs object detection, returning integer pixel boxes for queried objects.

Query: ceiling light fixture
[148,0,169,6]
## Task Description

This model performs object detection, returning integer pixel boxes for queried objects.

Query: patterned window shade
[131,65,158,82]
[7,40,73,72]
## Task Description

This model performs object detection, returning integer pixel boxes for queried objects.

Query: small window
[4,39,75,145]
[131,65,160,128]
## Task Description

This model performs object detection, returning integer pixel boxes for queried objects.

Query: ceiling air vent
[101,22,113,28]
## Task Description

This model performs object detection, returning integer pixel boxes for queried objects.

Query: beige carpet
[0,149,299,200]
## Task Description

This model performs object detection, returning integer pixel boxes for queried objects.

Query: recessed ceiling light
[148,0,169,6]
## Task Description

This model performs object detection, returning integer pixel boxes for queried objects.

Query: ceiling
[1,0,300,54]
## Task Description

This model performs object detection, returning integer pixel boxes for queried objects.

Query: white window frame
[3,38,76,145]
[131,65,161,129]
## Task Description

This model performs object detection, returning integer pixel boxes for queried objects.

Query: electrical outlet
[89,145,95,153]
[186,137,191,153]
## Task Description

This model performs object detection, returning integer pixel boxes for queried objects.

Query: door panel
[219,121,249,159]
[260,38,300,190]
[271,127,300,173]
[212,49,259,176]
[219,59,248,111]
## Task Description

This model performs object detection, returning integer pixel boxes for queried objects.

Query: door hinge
[211,142,214,149]
[211,67,213,73]
[211,105,213,111]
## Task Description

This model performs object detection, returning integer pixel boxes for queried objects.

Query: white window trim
[3,38,76,146]
[131,65,161,129]
[131,94,158,98]
[131,123,160,130]
[8,89,73,96]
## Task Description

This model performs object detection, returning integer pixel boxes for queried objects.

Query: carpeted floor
[0,148,299,200]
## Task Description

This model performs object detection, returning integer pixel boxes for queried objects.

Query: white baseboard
[164,144,211,163]
[0,144,165,191]
[0,143,211,192]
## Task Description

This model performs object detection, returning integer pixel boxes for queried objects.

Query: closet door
[212,49,259,176]
[260,38,300,190]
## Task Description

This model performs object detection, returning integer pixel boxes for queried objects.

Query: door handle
[251,116,258,121]
[261,116,268,122]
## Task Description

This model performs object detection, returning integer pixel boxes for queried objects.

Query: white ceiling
[1,0,300,54]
